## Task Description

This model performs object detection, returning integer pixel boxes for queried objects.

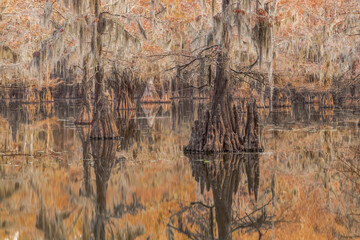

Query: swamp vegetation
[0,0,360,239]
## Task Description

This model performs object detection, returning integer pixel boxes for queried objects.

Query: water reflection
[77,129,145,239]
[261,103,358,128]
[168,153,273,240]
[0,100,359,239]
[77,127,92,197]
[91,140,117,240]
[116,110,138,151]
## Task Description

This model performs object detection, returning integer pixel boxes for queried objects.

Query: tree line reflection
[74,123,274,240]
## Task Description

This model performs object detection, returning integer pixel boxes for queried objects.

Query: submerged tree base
[184,97,262,153]
[75,104,92,125]
[116,95,136,111]
[90,97,119,140]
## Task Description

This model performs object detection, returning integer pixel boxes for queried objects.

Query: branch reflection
[168,153,274,240]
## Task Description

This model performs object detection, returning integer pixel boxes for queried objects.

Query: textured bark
[90,3,118,139]
[115,93,135,110]
[90,94,119,139]
[244,101,260,150]
[40,87,52,102]
[90,64,118,139]
[185,97,260,152]
[23,87,40,103]
[75,57,92,124]
[110,68,137,111]
[76,101,92,125]
[185,0,261,153]
[185,44,262,152]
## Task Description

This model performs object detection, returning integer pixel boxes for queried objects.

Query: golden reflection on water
[0,100,359,239]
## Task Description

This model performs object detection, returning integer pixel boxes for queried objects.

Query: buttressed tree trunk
[90,0,119,139]
[75,55,93,124]
[110,68,136,111]
[185,0,260,153]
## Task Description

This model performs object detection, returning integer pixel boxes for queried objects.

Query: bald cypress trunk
[90,0,118,139]
[185,0,260,153]
[111,69,136,111]
[75,56,92,124]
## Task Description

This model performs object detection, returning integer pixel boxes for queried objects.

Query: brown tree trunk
[91,93,119,139]
[244,100,260,150]
[90,1,118,139]
[185,0,261,153]
[23,87,40,103]
[75,56,92,124]
[111,69,136,111]
[115,88,135,110]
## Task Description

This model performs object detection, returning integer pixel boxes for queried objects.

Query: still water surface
[0,100,359,239]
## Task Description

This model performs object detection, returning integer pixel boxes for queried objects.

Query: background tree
[274,0,360,88]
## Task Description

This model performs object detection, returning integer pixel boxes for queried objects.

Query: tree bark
[185,0,261,153]
[90,1,118,139]
[110,69,136,111]
[75,56,92,124]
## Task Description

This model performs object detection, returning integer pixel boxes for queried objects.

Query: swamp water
[0,100,359,239]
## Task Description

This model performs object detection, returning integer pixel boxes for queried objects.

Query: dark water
[0,100,359,239]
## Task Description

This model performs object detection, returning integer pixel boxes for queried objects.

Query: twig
[165,45,219,72]
[165,58,200,72]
